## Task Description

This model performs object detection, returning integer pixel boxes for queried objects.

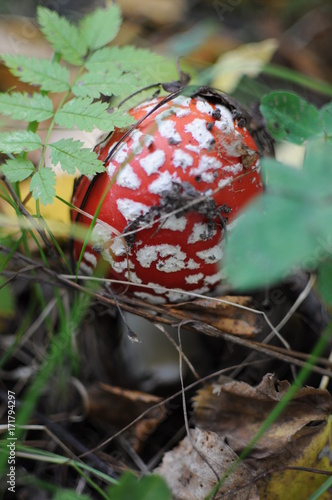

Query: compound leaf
[1,54,70,93]
[55,97,126,131]
[37,7,87,65]
[0,92,53,122]
[72,68,137,98]
[49,138,104,175]
[0,130,42,154]
[1,157,35,182]
[79,5,122,50]
[30,168,56,205]
[86,45,165,73]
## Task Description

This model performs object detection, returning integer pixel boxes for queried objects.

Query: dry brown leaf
[194,374,332,497]
[155,427,259,500]
[86,382,166,451]
[168,296,262,337]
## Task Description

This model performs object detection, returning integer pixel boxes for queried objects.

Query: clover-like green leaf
[260,91,321,144]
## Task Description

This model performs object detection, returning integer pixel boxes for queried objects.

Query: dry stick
[231,273,317,379]
[191,321,332,378]
[1,264,332,377]
[0,246,330,369]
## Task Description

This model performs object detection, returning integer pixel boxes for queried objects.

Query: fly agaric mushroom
[71,88,269,303]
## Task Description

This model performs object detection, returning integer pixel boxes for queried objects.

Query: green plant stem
[206,320,332,499]
[262,64,332,97]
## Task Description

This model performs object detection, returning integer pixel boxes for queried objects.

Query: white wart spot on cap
[110,237,126,257]
[129,129,144,155]
[196,99,214,115]
[172,149,194,172]
[185,119,215,151]
[134,291,167,304]
[187,258,200,270]
[116,164,141,190]
[161,215,187,232]
[91,222,113,245]
[111,259,134,273]
[188,222,216,244]
[148,170,177,194]
[112,142,129,164]
[136,244,187,272]
[117,198,150,221]
[139,149,166,175]
[214,105,234,133]
[172,95,191,107]
[156,112,182,144]
[79,262,94,275]
[185,272,204,284]
[125,270,142,284]
[204,272,221,285]
[196,244,223,263]
[84,252,97,267]
[223,162,243,175]
[190,154,222,183]
[107,162,117,178]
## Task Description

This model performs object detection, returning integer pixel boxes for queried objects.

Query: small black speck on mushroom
[212,108,221,119]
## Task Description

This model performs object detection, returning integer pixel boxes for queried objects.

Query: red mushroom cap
[71,91,264,303]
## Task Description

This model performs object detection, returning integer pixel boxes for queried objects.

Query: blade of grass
[262,63,332,97]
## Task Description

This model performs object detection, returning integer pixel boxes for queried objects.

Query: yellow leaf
[212,38,279,93]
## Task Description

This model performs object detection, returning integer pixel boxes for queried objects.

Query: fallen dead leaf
[168,296,262,338]
[86,382,166,452]
[212,39,278,93]
[155,427,259,499]
[194,374,332,499]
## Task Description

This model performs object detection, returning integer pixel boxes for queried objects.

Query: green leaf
[53,489,90,500]
[49,138,104,175]
[303,137,332,181]
[30,168,56,205]
[225,194,332,289]
[37,7,87,65]
[107,471,171,500]
[320,102,332,136]
[260,91,321,144]
[1,157,35,182]
[79,4,122,50]
[1,54,70,93]
[0,92,53,122]
[317,260,332,306]
[109,109,135,128]
[86,45,165,73]
[263,142,332,200]
[55,97,119,131]
[0,130,42,154]
[72,68,138,98]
